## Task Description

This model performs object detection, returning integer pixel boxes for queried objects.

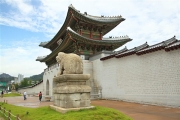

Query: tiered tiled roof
[39,4,125,49]
[100,36,179,61]
[36,5,132,66]
[37,27,132,63]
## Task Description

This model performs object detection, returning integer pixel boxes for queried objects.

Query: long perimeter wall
[92,49,180,107]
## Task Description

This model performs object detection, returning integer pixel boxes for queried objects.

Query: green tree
[29,80,32,85]
[20,78,28,88]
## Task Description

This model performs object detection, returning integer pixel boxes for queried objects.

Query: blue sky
[0,0,179,77]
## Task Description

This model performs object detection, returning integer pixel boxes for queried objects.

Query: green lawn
[0,103,132,120]
[3,93,22,97]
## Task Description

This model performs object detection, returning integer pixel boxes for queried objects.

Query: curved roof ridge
[86,14,123,19]
[116,46,128,53]
[136,36,177,55]
[135,41,149,51]
[69,4,125,21]
[102,35,130,40]
[115,42,148,58]
[165,40,180,51]
[162,36,177,46]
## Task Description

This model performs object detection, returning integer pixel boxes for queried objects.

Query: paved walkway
[0,96,180,120]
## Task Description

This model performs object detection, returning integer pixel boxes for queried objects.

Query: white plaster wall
[43,64,59,101]
[18,83,43,96]
[93,49,180,107]
[83,60,93,86]
[89,51,113,61]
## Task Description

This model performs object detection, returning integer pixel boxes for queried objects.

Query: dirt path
[91,100,180,120]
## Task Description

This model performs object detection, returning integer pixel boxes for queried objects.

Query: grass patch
[3,93,22,97]
[0,102,132,120]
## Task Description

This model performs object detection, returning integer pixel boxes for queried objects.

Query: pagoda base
[50,105,94,113]
[53,74,91,108]
[11,90,16,93]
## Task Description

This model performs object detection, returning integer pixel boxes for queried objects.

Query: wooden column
[89,30,93,39]
[99,32,103,40]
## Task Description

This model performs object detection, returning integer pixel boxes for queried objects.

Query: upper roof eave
[37,36,71,62]
[69,4,125,24]
[39,41,50,47]
[42,4,126,48]
[36,56,47,61]
[41,6,75,49]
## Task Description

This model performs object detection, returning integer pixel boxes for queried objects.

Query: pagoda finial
[84,12,87,15]
[69,4,73,8]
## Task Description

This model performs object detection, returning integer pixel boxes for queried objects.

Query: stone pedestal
[53,74,92,108]
[11,90,16,92]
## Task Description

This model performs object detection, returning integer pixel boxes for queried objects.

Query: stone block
[67,100,80,108]
[54,99,58,106]
[59,100,66,108]
[59,93,81,101]
[57,100,60,106]
[80,93,90,100]
[50,105,95,114]
[80,100,90,107]
[53,74,90,82]
[59,81,86,86]
[54,94,60,100]
[59,94,66,100]
[69,93,81,101]
[59,100,81,108]
[54,85,91,93]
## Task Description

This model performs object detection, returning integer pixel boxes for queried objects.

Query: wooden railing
[0,101,21,120]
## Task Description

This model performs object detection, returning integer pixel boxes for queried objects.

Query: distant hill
[0,72,44,82]
[0,73,14,78]
[0,73,15,83]
[26,72,44,81]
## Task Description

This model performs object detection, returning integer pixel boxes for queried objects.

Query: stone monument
[50,52,93,113]
[11,83,16,92]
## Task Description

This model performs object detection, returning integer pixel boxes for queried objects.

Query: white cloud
[0,38,51,77]
[5,0,33,15]
[1,0,179,41]
[0,0,180,76]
